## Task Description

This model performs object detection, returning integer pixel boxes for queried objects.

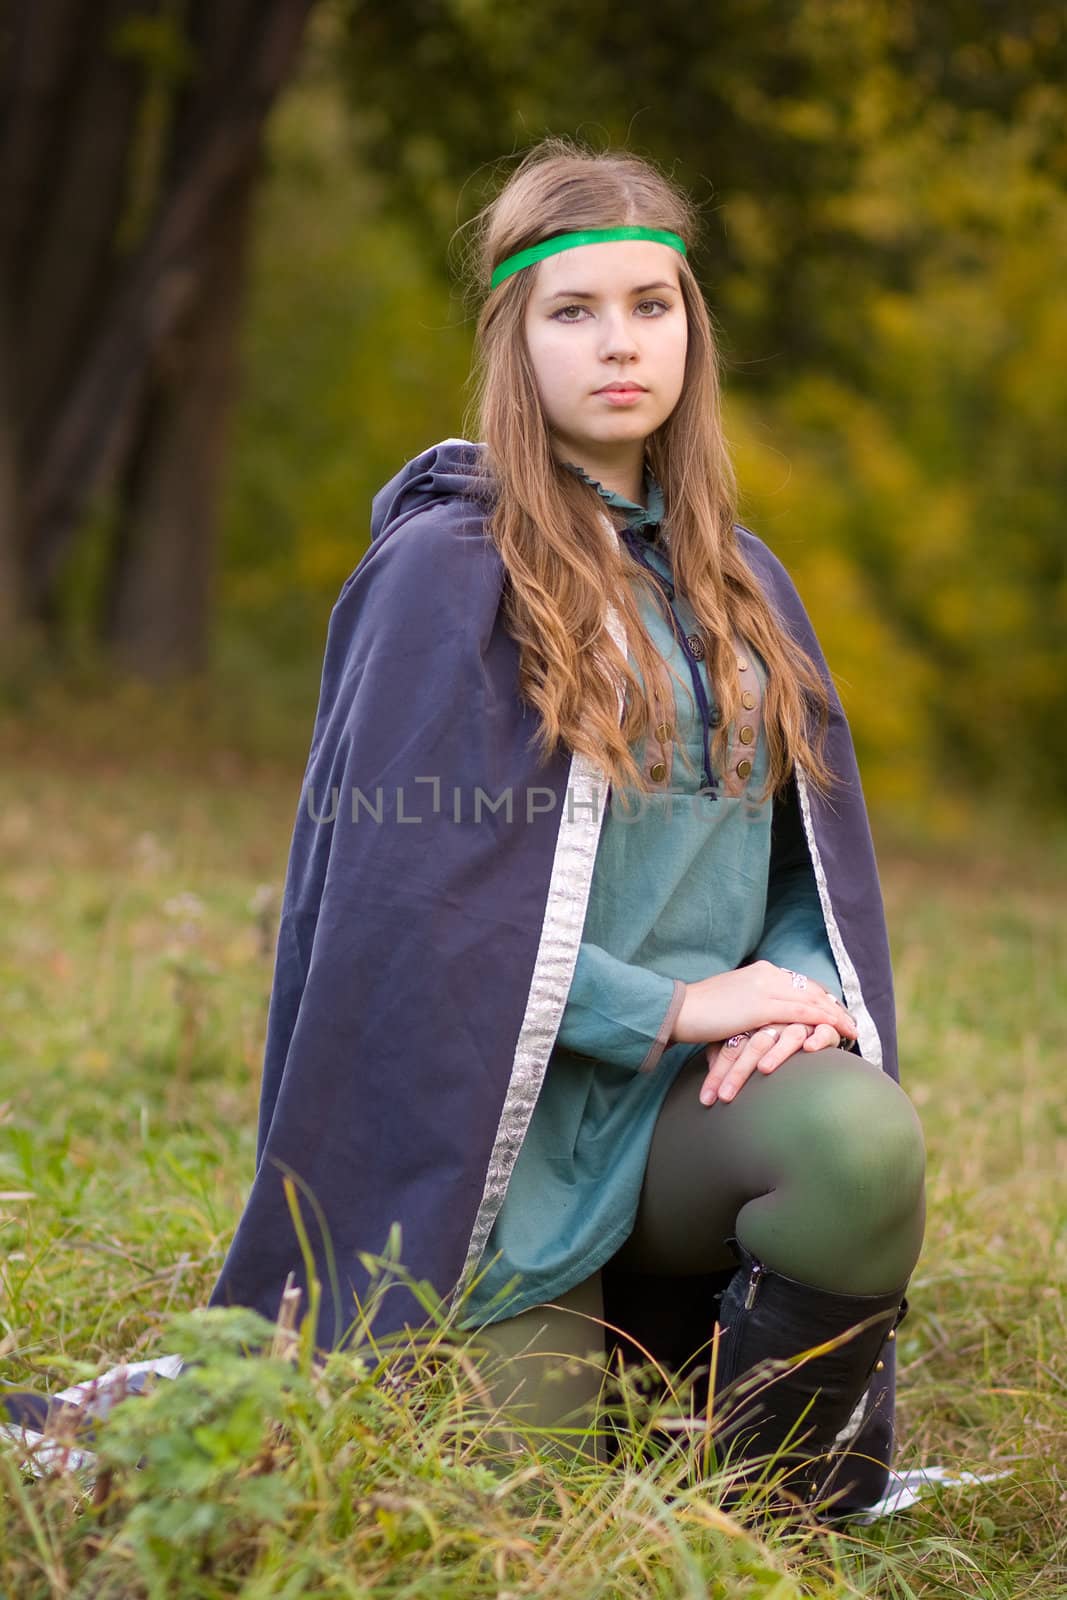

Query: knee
[798,1052,926,1215]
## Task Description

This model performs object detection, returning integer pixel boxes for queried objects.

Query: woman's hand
[698,1017,848,1106]
[672,960,855,1049]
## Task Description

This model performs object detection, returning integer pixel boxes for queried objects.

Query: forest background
[3,0,1065,834]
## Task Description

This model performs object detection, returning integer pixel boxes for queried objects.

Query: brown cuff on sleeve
[638,978,688,1074]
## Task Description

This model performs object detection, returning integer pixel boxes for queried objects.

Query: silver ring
[786,969,809,991]
[726,1033,749,1049]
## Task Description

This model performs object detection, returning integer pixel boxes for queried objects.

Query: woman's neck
[552,444,646,507]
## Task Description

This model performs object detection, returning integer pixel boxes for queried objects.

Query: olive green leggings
[471,1047,926,1449]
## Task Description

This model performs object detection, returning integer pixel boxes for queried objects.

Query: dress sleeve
[753,779,844,1001]
[556,943,687,1074]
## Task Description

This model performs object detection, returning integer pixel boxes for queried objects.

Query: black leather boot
[712,1239,908,1511]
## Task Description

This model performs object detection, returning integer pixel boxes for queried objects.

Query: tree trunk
[0,285,25,634]
[0,0,316,665]
[102,155,255,675]
[1,0,146,639]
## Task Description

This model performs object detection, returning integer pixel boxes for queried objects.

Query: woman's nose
[597,307,639,360]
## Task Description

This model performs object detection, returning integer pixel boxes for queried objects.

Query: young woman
[210,140,926,1513]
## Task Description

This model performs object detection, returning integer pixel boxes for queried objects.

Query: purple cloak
[210,437,901,1505]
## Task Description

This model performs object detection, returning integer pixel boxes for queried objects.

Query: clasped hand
[671,960,857,1107]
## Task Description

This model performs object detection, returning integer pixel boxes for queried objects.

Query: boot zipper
[744,1260,765,1310]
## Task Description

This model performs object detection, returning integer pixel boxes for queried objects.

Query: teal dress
[457,466,842,1329]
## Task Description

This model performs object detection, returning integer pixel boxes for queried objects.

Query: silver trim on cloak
[794,765,883,1070]
[452,739,613,1300]
[453,562,628,1302]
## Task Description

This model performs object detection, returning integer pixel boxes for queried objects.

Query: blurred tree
[0,0,316,674]
[339,0,886,376]
[337,0,1065,382]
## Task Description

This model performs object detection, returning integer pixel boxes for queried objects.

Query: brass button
[686,632,705,661]
[739,725,755,746]
[655,721,673,742]
[736,758,753,779]
[741,690,756,710]
[737,656,748,671]
[887,1329,896,1341]
[649,760,667,782]
[874,1360,885,1372]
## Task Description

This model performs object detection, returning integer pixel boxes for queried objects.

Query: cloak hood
[368,436,489,546]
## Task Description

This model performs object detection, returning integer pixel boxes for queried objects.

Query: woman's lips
[595,387,647,405]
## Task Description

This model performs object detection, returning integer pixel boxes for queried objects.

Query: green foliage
[248,0,1062,822]
[22,5,1063,821]
[9,4,1064,819]
[93,1311,304,1592]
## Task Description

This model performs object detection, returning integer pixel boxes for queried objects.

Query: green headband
[490,226,687,290]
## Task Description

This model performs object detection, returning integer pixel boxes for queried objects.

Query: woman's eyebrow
[544,281,677,301]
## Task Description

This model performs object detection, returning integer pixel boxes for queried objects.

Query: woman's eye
[552,300,670,322]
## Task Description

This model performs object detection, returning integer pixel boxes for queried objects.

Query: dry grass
[0,744,1063,1598]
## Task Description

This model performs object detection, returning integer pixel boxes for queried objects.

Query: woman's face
[523,239,688,469]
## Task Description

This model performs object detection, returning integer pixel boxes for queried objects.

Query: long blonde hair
[460,138,832,801]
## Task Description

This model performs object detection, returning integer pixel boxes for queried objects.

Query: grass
[0,733,1064,1598]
